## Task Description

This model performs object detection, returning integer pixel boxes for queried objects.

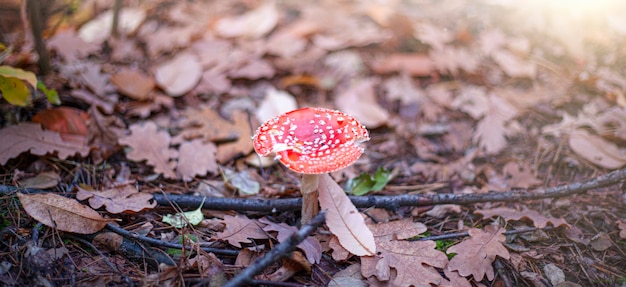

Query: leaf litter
[1,0,626,286]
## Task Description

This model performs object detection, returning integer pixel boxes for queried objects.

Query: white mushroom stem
[301,174,320,225]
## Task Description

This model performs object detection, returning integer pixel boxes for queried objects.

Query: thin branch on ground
[2,167,624,213]
[105,223,239,257]
[219,211,326,287]
[412,226,555,242]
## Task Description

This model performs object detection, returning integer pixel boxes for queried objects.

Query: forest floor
[0,0,625,286]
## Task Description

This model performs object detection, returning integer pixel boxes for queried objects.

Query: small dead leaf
[492,49,536,78]
[78,8,146,44]
[223,168,260,196]
[76,185,156,214]
[229,58,275,80]
[370,53,434,76]
[47,31,100,63]
[214,3,279,39]
[543,263,566,286]
[0,123,90,166]
[255,87,298,123]
[177,106,239,142]
[447,226,510,281]
[177,139,218,182]
[18,171,60,189]
[260,218,323,264]
[216,110,255,163]
[568,128,626,169]
[110,68,155,100]
[17,192,111,234]
[502,161,542,189]
[32,107,90,144]
[475,207,569,228]
[155,52,202,96]
[335,78,390,128]
[118,122,178,179]
[618,221,626,239]
[318,174,376,256]
[215,214,269,248]
[590,233,612,251]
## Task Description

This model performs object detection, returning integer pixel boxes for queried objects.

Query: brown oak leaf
[259,218,322,264]
[110,67,155,100]
[361,219,448,287]
[118,122,178,179]
[215,214,269,248]
[176,139,218,181]
[447,226,510,281]
[76,184,156,214]
[475,207,569,228]
[0,123,90,165]
[216,110,254,163]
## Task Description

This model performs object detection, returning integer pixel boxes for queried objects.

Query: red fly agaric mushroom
[253,107,369,224]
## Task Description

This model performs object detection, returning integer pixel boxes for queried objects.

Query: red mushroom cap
[253,107,369,174]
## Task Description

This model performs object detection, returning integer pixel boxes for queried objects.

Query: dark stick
[220,211,326,287]
[106,223,239,257]
[2,168,624,212]
[26,0,50,74]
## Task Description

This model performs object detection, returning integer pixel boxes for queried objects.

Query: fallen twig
[2,167,624,213]
[220,211,326,287]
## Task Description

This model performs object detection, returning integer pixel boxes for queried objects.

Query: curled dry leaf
[447,226,510,281]
[118,122,178,179]
[0,123,90,166]
[17,192,111,234]
[475,207,569,228]
[318,174,376,256]
[155,52,202,96]
[76,184,156,214]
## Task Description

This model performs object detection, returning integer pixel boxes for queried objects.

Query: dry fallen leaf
[214,3,279,39]
[0,123,90,166]
[617,220,626,239]
[259,218,323,264]
[370,53,434,76]
[17,192,111,234]
[568,128,626,169]
[216,110,254,163]
[502,161,542,189]
[318,174,376,256]
[76,185,156,214]
[361,240,448,287]
[447,226,510,281]
[47,30,100,63]
[255,87,298,123]
[110,68,155,100]
[177,139,218,181]
[473,94,519,155]
[118,122,178,179]
[229,58,275,80]
[17,171,60,189]
[154,51,202,96]
[32,107,90,144]
[492,49,536,78]
[215,214,269,248]
[78,8,146,44]
[335,78,390,128]
[177,106,239,142]
[475,207,569,228]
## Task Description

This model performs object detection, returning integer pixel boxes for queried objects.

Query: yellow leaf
[0,65,37,87]
[0,75,31,106]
